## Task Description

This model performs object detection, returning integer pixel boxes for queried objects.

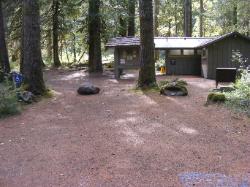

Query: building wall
[114,46,140,79]
[166,49,202,76]
[167,56,201,75]
[207,36,250,79]
[117,47,140,68]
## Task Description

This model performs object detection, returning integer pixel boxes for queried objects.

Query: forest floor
[0,69,250,187]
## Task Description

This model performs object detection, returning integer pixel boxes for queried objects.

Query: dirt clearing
[0,70,249,187]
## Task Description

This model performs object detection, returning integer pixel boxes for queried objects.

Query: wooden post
[114,48,120,79]
[165,49,169,75]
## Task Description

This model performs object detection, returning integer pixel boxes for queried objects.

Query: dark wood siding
[166,56,201,76]
[114,46,140,79]
[117,47,140,68]
[207,35,250,79]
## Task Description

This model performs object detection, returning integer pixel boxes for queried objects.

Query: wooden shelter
[106,32,250,79]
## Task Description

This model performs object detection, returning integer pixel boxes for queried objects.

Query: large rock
[160,80,188,96]
[77,83,100,95]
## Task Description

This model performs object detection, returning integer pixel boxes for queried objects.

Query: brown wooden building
[106,32,250,79]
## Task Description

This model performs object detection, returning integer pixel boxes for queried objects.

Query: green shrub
[0,81,20,118]
[224,70,250,115]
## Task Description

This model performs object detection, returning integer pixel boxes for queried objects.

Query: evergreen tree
[52,0,61,67]
[88,0,103,73]
[184,0,192,37]
[128,0,136,36]
[0,0,10,73]
[21,0,46,95]
[138,0,156,88]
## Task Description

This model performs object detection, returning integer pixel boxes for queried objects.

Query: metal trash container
[216,68,237,88]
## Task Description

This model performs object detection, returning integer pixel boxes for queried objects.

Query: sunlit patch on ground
[59,71,87,81]
[120,126,144,146]
[177,125,199,135]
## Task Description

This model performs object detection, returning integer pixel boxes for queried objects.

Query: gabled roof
[105,37,140,47]
[154,37,214,49]
[105,32,250,49]
[197,31,250,48]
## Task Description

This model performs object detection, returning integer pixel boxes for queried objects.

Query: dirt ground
[0,69,250,187]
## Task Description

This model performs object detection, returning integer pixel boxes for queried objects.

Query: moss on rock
[207,92,226,103]
[159,79,188,96]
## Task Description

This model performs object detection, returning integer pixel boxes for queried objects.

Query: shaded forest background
[1,0,250,67]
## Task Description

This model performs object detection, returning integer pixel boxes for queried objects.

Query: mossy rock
[176,80,188,87]
[158,79,187,88]
[158,80,170,88]
[160,83,188,96]
[207,92,226,103]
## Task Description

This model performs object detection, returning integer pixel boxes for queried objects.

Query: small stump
[77,83,100,95]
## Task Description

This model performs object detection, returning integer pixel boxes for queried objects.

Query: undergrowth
[224,70,250,117]
[0,80,21,118]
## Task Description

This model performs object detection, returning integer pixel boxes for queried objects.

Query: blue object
[12,72,24,88]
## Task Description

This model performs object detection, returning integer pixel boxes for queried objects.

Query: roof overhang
[106,32,250,49]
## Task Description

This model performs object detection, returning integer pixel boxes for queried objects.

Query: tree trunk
[119,16,127,37]
[138,0,156,88]
[47,29,52,63]
[184,0,192,37]
[127,0,135,36]
[0,0,10,73]
[168,21,171,36]
[233,4,237,29]
[73,33,77,63]
[199,0,204,37]
[154,0,160,36]
[88,0,102,73]
[174,2,178,36]
[21,0,46,95]
[52,0,61,67]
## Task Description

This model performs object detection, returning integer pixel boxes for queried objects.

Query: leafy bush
[0,81,20,118]
[232,50,249,69]
[224,70,250,116]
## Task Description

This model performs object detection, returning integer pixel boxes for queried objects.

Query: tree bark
[233,4,237,29]
[47,29,52,63]
[138,0,156,88]
[0,0,10,73]
[174,2,178,36]
[184,0,192,37]
[88,0,102,73]
[52,0,61,67]
[199,0,204,37]
[119,16,127,37]
[154,0,160,36]
[127,0,135,36]
[21,0,46,95]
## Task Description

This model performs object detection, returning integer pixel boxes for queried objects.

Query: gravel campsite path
[0,69,250,187]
